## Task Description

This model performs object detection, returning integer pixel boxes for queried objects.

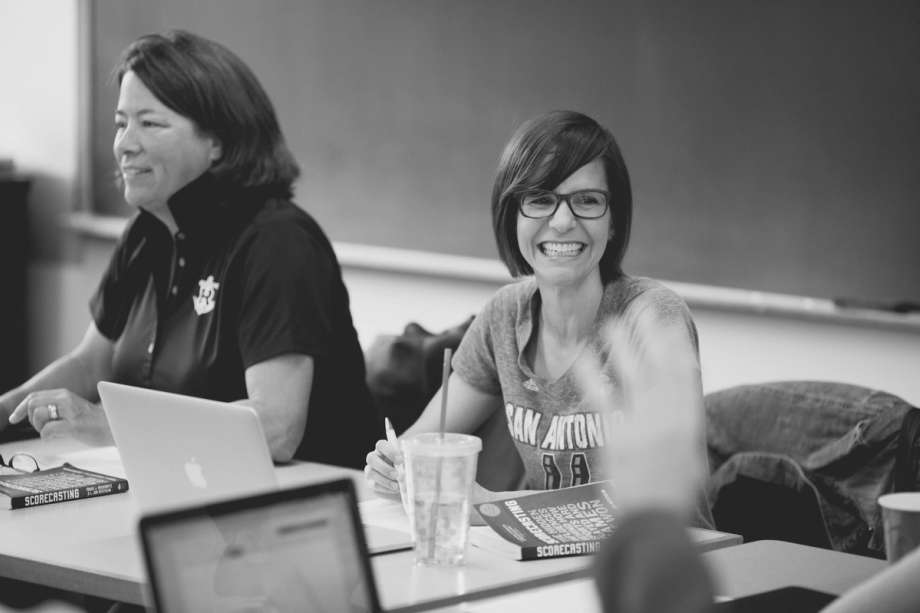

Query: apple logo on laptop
[184,457,208,489]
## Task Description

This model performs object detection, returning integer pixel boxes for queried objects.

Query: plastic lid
[879,492,920,512]
[401,432,482,457]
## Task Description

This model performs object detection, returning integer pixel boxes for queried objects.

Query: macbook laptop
[98,381,278,514]
[98,381,412,555]
[140,478,386,613]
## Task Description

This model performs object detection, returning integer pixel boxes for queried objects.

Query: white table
[410,540,889,612]
[1,438,741,610]
[0,438,363,605]
[364,500,739,612]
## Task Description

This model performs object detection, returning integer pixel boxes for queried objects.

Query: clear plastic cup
[879,492,920,563]
[402,432,481,566]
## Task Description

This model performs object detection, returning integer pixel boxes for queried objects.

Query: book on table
[471,481,617,561]
[0,463,129,509]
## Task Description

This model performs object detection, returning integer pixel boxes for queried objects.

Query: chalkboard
[90,0,920,303]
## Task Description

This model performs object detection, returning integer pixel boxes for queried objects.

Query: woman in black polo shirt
[2,30,379,468]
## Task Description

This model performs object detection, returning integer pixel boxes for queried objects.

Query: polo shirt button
[147,342,155,354]
[176,232,186,241]
[171,286,178,295]
[178,257,185,267]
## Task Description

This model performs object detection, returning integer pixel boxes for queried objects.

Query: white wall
[0,2,79,173]
[0,2,87,366]
[341,268,920,406]
[692,309,919,404]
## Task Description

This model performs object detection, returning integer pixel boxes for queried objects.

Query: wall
[88,0,920,304]
[0,0,88,366]
[62,233,920,407]
[344,268,920,407]
[5,3,919,409]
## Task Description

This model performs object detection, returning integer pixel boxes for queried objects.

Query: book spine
[520,538,604,561]
[10,480,129,510]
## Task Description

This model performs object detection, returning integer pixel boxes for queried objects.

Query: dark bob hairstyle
[113,30,300,196]
[491,110,632,283]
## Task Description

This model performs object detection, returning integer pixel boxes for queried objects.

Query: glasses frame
[0,452,40,473]
[517,189,611,220]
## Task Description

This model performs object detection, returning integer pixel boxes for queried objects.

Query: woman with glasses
[365,110,713,527]
[1,30,379,469]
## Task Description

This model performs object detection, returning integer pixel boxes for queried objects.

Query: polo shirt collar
[167,172,230,239]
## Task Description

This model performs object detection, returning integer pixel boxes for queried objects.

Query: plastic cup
[402,432,481,566]
[878,492,920,563]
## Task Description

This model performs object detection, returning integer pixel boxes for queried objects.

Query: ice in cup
[402,432,481,566]
[878,492,920,563]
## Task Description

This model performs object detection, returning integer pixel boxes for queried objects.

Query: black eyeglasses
[518,189,610,219]
[0,452,40,473]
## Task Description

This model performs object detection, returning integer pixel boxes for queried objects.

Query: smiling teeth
[541,242,583,256]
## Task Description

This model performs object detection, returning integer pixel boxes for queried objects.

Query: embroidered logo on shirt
[193,275,220,315]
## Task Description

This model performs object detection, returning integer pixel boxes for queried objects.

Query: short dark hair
[491,110,632,283]
[114,30,300,196]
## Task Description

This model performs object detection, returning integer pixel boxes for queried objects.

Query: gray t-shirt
[454,275,714,527]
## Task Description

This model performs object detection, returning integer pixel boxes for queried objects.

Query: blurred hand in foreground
[574,306,706,519]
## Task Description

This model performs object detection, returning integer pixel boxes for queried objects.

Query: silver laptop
[98,381,278,514]
[140,479,385,613]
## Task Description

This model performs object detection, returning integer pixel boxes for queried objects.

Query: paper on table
[360,498,411,532]
[449,577,602,613]
[359,498,414,554]
[57,445,126,479]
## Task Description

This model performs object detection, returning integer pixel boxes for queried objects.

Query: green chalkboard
[90,0,920,302]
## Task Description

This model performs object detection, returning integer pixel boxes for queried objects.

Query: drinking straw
[428,348,452,559]
[439,348,452,440]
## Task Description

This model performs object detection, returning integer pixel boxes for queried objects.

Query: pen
[384,417,409,514]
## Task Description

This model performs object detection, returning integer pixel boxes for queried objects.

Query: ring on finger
[47,403,60,421]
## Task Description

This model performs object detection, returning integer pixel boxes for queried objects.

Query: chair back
[706,381,920,557]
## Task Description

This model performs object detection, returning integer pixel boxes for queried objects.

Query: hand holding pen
[384,417,410,514]
[364,418,405,503]
[364,348,453,513]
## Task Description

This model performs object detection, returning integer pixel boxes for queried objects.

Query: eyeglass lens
[0,453,40,473]
[520,190,608,219]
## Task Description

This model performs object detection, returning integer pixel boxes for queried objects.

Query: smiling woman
[514,159,612,291]
[364,110,714,529]
[1,30,381,470]
[114,71,221,229]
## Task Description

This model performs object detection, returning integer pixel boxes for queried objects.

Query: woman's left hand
[8,389,114,446]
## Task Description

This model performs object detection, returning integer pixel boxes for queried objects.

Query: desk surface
[2,438,738,610]
[417,540,889,612]
[0,438,364,605]
[364,499,739,612]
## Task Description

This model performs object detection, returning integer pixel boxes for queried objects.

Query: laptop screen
[140,480,381,613]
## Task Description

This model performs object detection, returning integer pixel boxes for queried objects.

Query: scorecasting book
[0,463,129,509]
[471,481,617,560]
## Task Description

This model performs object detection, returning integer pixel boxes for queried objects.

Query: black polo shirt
[90,173,380,468]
